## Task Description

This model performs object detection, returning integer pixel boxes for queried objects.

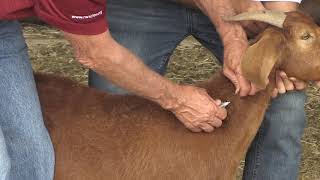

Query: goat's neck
[198,71,276,163]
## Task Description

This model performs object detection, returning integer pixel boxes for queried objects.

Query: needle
[219,101,231,108]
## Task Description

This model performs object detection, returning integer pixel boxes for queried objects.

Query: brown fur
[35,12,320,180]
[36,71,272,180]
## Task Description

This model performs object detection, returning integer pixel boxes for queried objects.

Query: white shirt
[254,0,302,3]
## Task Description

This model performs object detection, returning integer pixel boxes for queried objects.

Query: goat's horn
[224,10,287,28]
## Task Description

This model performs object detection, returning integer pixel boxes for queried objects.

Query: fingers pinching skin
[239,77,251,96]
[283,79,294,91]
[189,127,202,133]
[237,74,252,97]
[213,99,227,121]
[248,83,257,96]
[215,107,228,120]
[170,86,228,133]
[214,99,222,106]
[279,71,294,91]
[274,71,307,97]
[208,118,223,128]
[289,77,307,90]
[199,123,215,133]
[184,122,202,133]
[272,88,279,98]
[223,68,240,94]
[276,71,286,94]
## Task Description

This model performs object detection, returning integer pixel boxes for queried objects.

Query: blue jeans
[0,21,54,180]
[89,1,306,179]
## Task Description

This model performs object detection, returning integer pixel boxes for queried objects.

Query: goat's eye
[301,33,311,40]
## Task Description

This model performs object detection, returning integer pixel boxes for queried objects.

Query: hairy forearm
[193,0,235,27]
[193,0,247,45]
[64,31,180,109]
[175,0,197,8]
[263,1,298,11]
[181,0,298,42]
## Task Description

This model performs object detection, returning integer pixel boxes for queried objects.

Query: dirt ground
[23,23,319,180]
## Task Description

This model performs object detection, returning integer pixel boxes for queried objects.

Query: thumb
[224,68,240,94]
[214,99,222,106]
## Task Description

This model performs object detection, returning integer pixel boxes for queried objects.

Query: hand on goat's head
[225,10,320,89]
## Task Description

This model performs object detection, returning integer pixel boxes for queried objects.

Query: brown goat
[36,11,320,180]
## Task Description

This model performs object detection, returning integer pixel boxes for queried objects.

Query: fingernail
[289,77,297,81]
[235,88,239,94]
[278,89,286,94]
[279,71,287,77]
[214,100,222,106]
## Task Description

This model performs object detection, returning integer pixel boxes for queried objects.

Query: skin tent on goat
[36,10,320,180]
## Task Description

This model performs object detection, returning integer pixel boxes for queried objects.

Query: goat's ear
[241,29,285,89]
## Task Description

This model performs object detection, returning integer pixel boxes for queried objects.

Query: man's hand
[223,31,260,96]
[221,1,266,95]
[192,0,260,96]
[272,71,320,98]
[222,1,300,97]
[165,85,227,133]
[272,71,307,98]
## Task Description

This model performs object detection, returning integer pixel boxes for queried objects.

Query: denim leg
[243,91,306,180]
[89,0,189,93]
[0,21,54,180]
[0,129,10,180]
[191,11,306,180]
[189,9,224,62]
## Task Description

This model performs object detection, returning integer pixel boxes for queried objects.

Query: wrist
[231,0,262,13]
[153,83,184,111]
[219,24,248,46]
[263,2,298,12]
[192,0,246,43]
[175,0,197,8]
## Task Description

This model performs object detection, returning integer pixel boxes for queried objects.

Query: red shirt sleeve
[34,0,108,35]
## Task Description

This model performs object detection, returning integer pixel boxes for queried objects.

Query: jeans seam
[156,6,215,71]
[0,21,26,57]
[188,10,224,62]
[186,8,193,33]
[251,124,265,180]
[155,33,189,72]
[0,45,28,58]
[156,7,190,72]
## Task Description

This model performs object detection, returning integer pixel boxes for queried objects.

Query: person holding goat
[88,0,320,179]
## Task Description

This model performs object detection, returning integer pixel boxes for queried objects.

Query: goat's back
[35,72,271,180]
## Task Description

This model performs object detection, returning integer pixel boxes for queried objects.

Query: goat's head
[225,10,320,89]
